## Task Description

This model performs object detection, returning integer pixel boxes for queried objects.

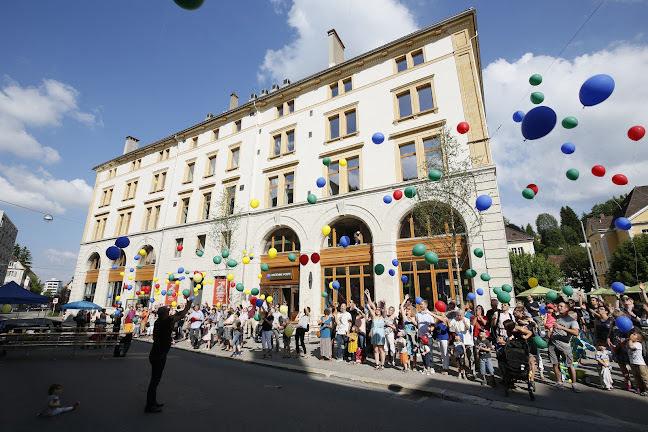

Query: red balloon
[628,126,645,141]
[612,174,628,185]
[136,291,140,295]
[311,253,320,264]
[155,283,160,288]
[434,300,447,313]
[230,282,236,288]
[177,245,183,252]
[591,165,606,177]
[393,190,403,200]
[299,254,309,266]
[249,296,257,305]
[113,304,117,308]
[526,183,539,195]
[457,122,470,134]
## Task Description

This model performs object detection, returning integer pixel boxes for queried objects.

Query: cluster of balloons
[106,236,130,261]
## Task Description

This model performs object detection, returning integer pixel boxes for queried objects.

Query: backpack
[503,338,530,380]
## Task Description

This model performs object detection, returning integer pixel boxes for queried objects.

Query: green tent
[588,285,642,296]
[586,288,608,296]
[516,286,557,298]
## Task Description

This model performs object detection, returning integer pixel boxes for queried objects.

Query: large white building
[69,10,512,319]
[0,211,18,285]
[43,279,63,296]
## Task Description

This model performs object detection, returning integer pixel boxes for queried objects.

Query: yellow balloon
[242,256,250,264]
[169,272,173,276]
[258,274,262,279]
[129,295,134,299]
[208,279,214,284]
[120,272,125,276]
[329,282,333,289]
[202,272,206,278]
[139,249,146,256]
[280,305,288,315]
[261,294,266,300]
[528,277,538,288]
[322,225,331,236]
[267,296,273,303]
[216,302,220,308]
[153,277,159,282]
[172,301,177,307]
[249,253,254,258]
[194,274,203,283]
[244,289,250,295]
[243,250,248,255]
[196,283,202,290]
[175,280,180,285]
[128,276,133,280]
[228,274,234,281]
[165,279,169,284]
[268,248,278,259]
[116,296,121,301]
[340,158,347,167]
[1,304,10,313]
[250,198,259,209]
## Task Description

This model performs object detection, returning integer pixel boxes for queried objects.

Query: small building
[4,257,36,289]
[0,211,18,285]
[506,225,535,256]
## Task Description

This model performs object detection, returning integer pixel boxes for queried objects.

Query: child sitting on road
[395,330,410,372]
[595,342,614,390]
[38,384,79,417]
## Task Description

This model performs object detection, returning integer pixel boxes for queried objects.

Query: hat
[546,304,555,310]
[420,336,429,345]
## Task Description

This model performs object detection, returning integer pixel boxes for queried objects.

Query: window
[202,192,212,220]
[392,75,438,122]
[225,185,236,215]
[130,159,141,171]
[264,228,300,253]
[212,128,220,141]
[269,126,297,157]
[180,197,190,224]
[343,78,352,93]
[158,148,170,161]
[324,154,362,196]
[93,216,107,240]
[100,187,113,207]
[394,48,426,73]
[107,168,117,179]
[265,170,295,207]
[329,76,353,98]
[123,180,138,200]
[142,246,156,265]
[197,235,206,253]
[175,238,183,258]
[206,155,217,177]
[273,135,282,156]
[83,283,97,303]
[287,130,295,152]
[190,137,198,149]
[277,104,284,117]
[399,206,465,239]
[284,172,294,204]
[275,99,296,118]
[115,211,132,236]
[345,110,357,135]
[330,83,339,98]
[642,229,648,234]
[185,162,195,183]
[151,171,167,192]
[423,137,443,169]
[234,120,242,132]
[229,146,240,170]
[399,143,418,181]
[394,127,445,181]
[347,157,359,192]
[287,100,294,114]
[143,204,161,231]
[329,115,340,140]
[325,104,359,142]
[269,176,278,207]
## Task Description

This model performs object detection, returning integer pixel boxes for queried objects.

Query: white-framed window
[394,48,425,73]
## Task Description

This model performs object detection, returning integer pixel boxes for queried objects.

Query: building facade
[506,225,535,256]
[43,279,63,296]
[0,211,18,285]
[69,10,512,319]
[4,257,33,289]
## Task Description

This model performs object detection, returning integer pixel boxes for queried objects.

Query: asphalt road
[0,341,624,432]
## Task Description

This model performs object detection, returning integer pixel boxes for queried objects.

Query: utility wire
[0,198,84,224]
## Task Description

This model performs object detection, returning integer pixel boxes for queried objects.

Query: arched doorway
[134,245,156,307]
[84,252,101,302]
[260,228,301,320]
[397,201,470,305]
[320,218,374,310]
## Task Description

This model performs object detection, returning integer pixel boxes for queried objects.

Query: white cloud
[484,44,648,227]
[0,163,93,214]
[258,0,417,84]
[0,77,102,163]
[44,249,78,266]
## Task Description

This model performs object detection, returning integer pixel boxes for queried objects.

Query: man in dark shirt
[524,295,541,327]
[145,299,193,413]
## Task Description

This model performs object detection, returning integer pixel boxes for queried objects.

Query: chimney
[328,29,345,67]
[123,136,139,155]
[230,92,239,110]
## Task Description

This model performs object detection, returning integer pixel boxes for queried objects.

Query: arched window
[399,201,466,239]
[116,250,127,267]
[264,228,300,253]
[142,245,156,265]
[87,253,101,270]
[322,218,373,248]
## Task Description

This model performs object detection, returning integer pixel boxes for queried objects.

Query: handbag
[317,330,321,337]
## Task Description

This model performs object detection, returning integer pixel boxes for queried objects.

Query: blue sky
[1,0,647,283]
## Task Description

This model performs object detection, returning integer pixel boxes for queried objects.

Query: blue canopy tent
[0,281,50,304]
[61,301,102,311]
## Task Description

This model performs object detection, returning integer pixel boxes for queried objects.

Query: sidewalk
[134,333,646,429]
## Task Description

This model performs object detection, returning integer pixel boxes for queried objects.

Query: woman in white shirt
[295,307,311,358]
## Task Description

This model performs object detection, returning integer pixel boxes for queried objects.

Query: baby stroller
[501,339,534,400]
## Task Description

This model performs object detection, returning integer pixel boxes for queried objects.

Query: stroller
[501,338,534,400]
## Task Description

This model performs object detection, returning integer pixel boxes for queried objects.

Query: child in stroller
[499,319,535,400]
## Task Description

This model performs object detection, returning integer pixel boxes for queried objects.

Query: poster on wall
[213,279,228,306]
[165,282,175,306]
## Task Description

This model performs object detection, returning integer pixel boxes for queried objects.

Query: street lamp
[43,214,53,222]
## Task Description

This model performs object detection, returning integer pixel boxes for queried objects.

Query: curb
[134,340,640,430]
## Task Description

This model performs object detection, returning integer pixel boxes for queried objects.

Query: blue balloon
[561,142,576,154]
[150,298,155,303]
[115,236,130,248]
[372,132,385,144]
[266,274,271,279]
[467,292,476,301]
[579,74,615,107]
[332,281,340,290]
[615,316,633,333]
[111,265,118,270]
[114,310,121,316]
[475,195,492,211]
[611,281,626,294]
[106,246,120,261]
[256,299,264,307]
[388,269,396,276]
[539,305,547,315]
[512,110,525,123]
[161,290,167,295]
[521,106,557,140]
[476,288,484,296]
[178,267,184,274]
[415,296,423,305]
[614,217,631,231]
[392,259,399,267]
[179,276,185,281]
[189,296,195,300]
[401,275,408,283]
[107,294,112,298]
[316,177,326,188]
[340,236,350,248]
[383,195,392,204]
[117,300,122,305]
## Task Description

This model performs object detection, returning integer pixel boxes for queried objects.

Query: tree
[606,235,648,286]
[525,224,536,238]
[509,251,563,290]
[12,243,33,266]
[560,246,595,292]
[29,276,43,295]
[541,228,565,249]
[560,225,580,246]
[536,213,559,235]
[581,195,627,223]
[560,206,580,234]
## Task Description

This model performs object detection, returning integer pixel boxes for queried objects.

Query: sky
[1,0,647,283]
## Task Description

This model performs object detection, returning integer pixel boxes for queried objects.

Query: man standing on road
[548,301,581,392]
[189,305,204,349]
[336,303,352,362]
[246,302,256,339]
[124,305,135,334]
[145,299,193,413]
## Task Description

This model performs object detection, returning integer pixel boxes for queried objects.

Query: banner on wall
[165,282,176,306]
[213,279,228,305]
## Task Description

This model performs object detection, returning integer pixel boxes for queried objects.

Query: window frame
[320,146,364,197]
[268,124,297,159]
[275,99,295,119]
[150,170,167,193]
[393,123,446,182]
[393,48,427,74]
[115,210,133,236]
[234,119,242,133]
[224,183,237,216]
[328,76,353,99]
[123,178,139,201]
[201,191,212,220]
[324,102,359,143]
[227,144,241,171]
[263,168,296,208]
[99,187,113,207]
[174,238,183,258]
[184,160,196,183]
[204,152,218,178]
[391,74,438,124]
[177,196,191,224]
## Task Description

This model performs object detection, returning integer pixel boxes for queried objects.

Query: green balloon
[562,285,574,296]
[182,289,190,297]
[222,250,230,258]
[428,169,442,181]
[254,313,261,321]
[424,251,439,265]
[522,188,535,199]
[261,263,270,272]
[562,116,578,129]
[566,168,579,181]
[493,287,501,295]
[546,290,558,301]
[235,283,244,292]
[227,259,238,268]
[502,284,513,293]
[323,157,331,166]
[530,92,544,104]
[110,314,115,319]
[466,269,477,278]
[307,194,317,204]
[196,250,203,257]
[251,288,259,296]
[173,0,205,11]
[168,274,175,281]
[480,273,491,282]
[213,256,222,264]
[497,291,511,304]
[185,270,190,274]
[404,186,417,199]
[412,243,426,257]
[321,292,328,298]
[529,74,543,86]
[374,264,385,275]
[533,336,548,349]
[137,265,143,269]
[473,248,484,258]
[288,253,296,262]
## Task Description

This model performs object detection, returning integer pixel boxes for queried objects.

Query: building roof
[92,8,479,171]
[505,225,534,243]
[587,185,648,230]
[546,255,566,266]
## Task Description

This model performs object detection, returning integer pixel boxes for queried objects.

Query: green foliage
[13,243,33,266]
[560,206,581,234]
[29,277,43,295]
[606,235,648,286]
[581,195,626,222]
[536,213,559,235]
[560,246,595,292]
[561,225,580,246]
[509,251,563,290]
[541,228,565,249]
[525,224,536,238]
